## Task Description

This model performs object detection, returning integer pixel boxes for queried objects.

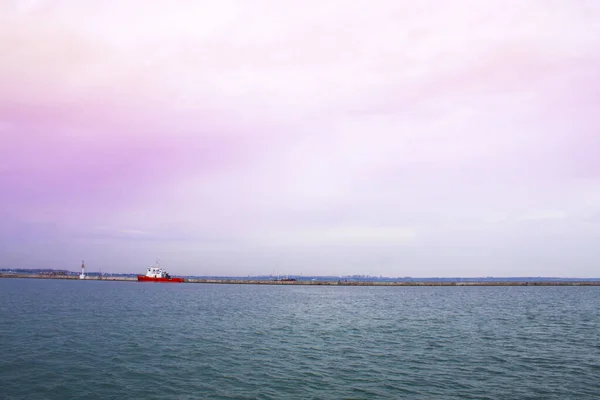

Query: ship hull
[137,276,185,283]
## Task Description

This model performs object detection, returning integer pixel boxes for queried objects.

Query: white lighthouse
[79,260,86,279]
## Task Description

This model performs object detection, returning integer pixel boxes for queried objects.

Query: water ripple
[1,280,599,399]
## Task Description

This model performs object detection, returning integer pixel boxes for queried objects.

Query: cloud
[517,210,568,222]
[120,229,151,237]
[251,226,417,248]
[0,0,599,275]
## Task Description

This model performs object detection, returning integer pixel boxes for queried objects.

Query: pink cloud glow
[1,0,599,276]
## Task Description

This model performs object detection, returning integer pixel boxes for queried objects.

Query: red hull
[137,276,185,283]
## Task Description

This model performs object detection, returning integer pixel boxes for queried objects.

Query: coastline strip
[1,274,599,286]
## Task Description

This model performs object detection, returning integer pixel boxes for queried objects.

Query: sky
[1,0,599,277]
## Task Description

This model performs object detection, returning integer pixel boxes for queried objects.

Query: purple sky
[1,1,599,277]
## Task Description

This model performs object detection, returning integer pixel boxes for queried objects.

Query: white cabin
[145,266,168,278]
[145,260,172,278]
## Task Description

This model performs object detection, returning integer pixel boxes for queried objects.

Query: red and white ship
[137,259,184,283]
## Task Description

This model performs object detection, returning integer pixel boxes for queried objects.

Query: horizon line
[1,268,599,280]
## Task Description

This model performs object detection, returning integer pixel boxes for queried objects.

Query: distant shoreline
[1,273,599,286]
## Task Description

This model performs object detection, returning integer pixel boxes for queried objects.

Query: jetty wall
[2,274,599,286]
[185,278,600,286]
[0,274,136,281]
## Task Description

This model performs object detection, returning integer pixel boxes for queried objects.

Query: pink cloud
[0,100,272,222]
[1,0,599,276]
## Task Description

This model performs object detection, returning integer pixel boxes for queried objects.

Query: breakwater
[188,278,600,286]
[1,273,599,286]
[0,273,137,282]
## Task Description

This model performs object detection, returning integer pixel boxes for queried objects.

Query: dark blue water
[1,279,599,399]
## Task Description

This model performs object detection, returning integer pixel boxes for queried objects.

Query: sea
[0,279,598,399]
